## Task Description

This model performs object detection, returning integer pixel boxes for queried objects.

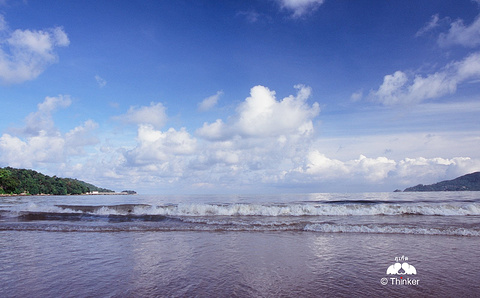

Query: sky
[1,0,480,194]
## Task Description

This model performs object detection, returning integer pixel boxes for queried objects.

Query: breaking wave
[1,200,479,236]
[303,223,480,237]
[51,202,480,216]
[2,201,480,217]
[1,220,479,236]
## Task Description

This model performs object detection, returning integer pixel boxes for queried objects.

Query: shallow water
[1,192,479,297]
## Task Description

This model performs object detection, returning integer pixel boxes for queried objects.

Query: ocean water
[1,192,479,297]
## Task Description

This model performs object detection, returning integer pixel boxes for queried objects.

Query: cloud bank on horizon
[1,0,480,193]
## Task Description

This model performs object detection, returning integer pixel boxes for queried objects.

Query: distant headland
[396,171,480,192]
[0,167,135,196]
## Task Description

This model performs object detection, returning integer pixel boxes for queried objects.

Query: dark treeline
[0,167,114,195]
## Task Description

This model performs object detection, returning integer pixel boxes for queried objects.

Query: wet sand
[1,230,478,297]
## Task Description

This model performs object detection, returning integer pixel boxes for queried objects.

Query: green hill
[404,172,480,192]
[0,167,113,195]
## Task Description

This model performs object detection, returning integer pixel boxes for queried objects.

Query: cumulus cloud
[187,85,322,190]
[394,157,473,183]
[65,120,99,155]
[22,95,72,136]
[370,52,480,105]
[197,119,225,140]
[298,151,396,182]
[124,124,196,166]
[293,151,480,187]
[0,122,98,168]
[438,14,480,47]
[2,85,479,193]
[0,131,65,167]
[198,90,223,112]
[116,102,167,129]
[119,125,198,183]
[197,85,320,140]
[0,96,98,169]
[0,15,69,84]
[302,151,348,177]
[276,0,325,18]
[82,123,480,192]
[236,84,319,136]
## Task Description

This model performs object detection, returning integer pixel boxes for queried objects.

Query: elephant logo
[402,262,417,275]
[386,263,402,274]
[386,262,416,275]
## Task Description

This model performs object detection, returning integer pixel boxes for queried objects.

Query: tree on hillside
[0,168,20,194]
[0,167,114,195]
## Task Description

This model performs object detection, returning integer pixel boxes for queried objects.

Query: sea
[1,192,479,297]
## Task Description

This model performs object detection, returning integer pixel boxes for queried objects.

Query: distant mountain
[0,167,114,195]
[403,172,480,192]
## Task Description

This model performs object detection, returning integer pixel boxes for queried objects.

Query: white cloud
[393,156,480,186]
[276,0,325,18]
[198,90,223,112]
[350,155,397,182]
[350,90,363,102]
[438,14,480,47]
[197,85,320,140]
[236,84,319,136]
[370,52,480,105]
[292,151,480,188]
[298,151,396,182]
[416,14,440,37]
[0,131,65,167]
[302,151,348,177]
[65,120,99,155]
[37,94,72,112]
[311,131,480,166]
[374,13,480,105]
[0,14,6,31]
[95,75,107,88]
[371,71,408,105]
[455,51,480,80]
[124,125,196,166]
[197,119,226,140]
[51,27,70,47]
[0,96,98,169]
[2,85,479,193]
[102,85,479,192]
[117,102,167,129]
[23,95,72,136]
[0,15,69,84]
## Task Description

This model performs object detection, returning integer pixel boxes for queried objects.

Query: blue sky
[1,0,480,193]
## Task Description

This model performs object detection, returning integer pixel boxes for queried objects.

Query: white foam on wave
[129,203,480,217]
[180,216,302,228]
[303,223,480,236]
[7,203,82,215]
[92,206,122,215]
[4,202,480,217]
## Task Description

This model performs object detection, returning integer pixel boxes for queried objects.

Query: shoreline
[0,192,135,197]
